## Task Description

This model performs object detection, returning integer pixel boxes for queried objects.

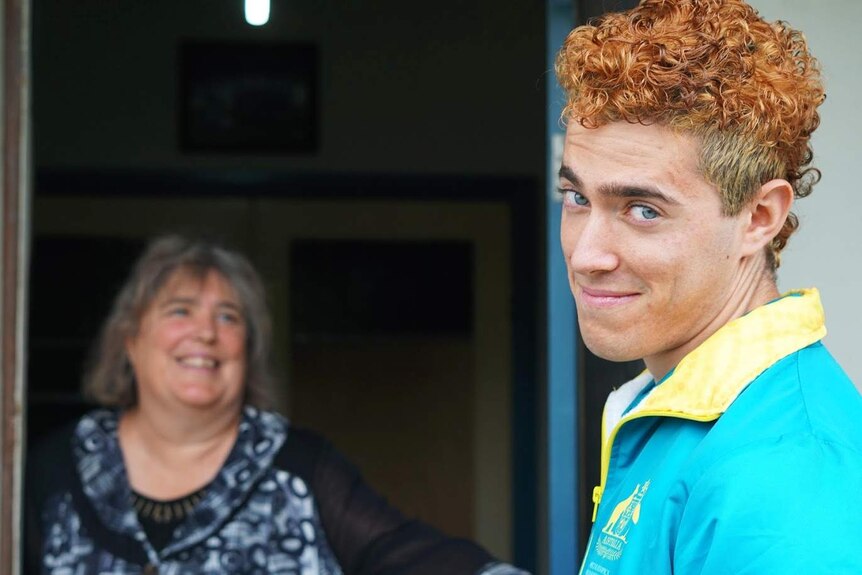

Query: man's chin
[581,334,643,363]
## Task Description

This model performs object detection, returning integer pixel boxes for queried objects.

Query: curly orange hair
[555,0,825,268]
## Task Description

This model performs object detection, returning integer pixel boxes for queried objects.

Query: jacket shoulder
[673,431,862,572]
[704,343,862,456]
[794,342,862,448]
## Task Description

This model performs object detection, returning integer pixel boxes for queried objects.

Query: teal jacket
[580,289,862,575]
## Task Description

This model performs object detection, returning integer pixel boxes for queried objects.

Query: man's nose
[567,215,620,275]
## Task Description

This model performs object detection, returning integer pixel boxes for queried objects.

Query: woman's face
[125,269,248,415]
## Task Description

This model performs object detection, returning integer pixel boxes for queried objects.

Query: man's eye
[168,306,189,317]
[631,205,659,221]
[561,190,588,206]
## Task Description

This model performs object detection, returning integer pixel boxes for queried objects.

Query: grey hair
[83,235,274,409]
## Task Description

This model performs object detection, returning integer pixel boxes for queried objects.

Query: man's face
[560,121,751,378]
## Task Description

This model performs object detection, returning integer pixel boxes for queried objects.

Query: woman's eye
[167,306,189,317]
[218,312,242,325]
[631,205,659,221]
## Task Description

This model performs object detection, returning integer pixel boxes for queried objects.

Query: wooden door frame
[2,0,30,571]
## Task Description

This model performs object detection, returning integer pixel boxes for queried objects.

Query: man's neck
[645,268,780,381]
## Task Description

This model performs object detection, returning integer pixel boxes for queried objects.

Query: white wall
[750,0,862,390]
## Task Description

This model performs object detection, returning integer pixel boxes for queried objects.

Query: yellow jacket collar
[632,288,826,419]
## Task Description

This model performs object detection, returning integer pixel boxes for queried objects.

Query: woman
[26,235,527,575]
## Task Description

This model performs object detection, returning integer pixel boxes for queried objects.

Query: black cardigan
[25,409,526,575]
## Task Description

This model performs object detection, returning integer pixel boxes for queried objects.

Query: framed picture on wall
[179,41,318,153]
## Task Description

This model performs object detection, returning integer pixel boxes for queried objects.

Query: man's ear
[741,178,794,257]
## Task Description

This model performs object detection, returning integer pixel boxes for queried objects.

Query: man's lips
[577,286,640,308]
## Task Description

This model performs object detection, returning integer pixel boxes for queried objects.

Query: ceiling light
[245,0,270,26]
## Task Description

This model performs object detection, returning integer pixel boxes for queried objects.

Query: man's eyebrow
[558,164,583,188]
[599,182,681,206]
[558,163,680,206]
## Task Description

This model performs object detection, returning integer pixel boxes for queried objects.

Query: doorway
[27,172,539,563]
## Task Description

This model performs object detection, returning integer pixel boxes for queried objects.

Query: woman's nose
[193,312,217,342]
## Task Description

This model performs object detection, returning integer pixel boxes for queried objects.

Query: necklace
[130,488,206,523]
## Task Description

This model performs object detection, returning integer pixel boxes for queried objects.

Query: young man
[555,1,862,573]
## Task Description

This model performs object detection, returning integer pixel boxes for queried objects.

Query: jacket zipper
[590,410,720,523]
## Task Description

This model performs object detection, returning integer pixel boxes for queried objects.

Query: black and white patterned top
[26,407,530,575]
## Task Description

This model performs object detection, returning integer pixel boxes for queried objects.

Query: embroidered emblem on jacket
[595,481,651,561]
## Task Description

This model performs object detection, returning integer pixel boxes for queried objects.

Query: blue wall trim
[546,1,578,574]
